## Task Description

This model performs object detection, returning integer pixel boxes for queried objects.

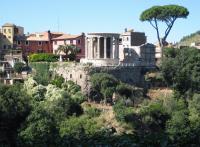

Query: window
[70,74,72,78]
[45,41,48,44]
[77,39,81,44]
[3,45,6,49]
[4,29,6,33]
[80,74,82,79]
[8,45,11,49]
[38,41,42,46]
[54,41,57,45]
[25,41,29,46]
[8,29,11,33]
[8,36,11,39]
[127,37,129,41]
[17,41,21,45]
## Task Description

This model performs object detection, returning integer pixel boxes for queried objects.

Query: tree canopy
[161,47,200,96]
[140,5,189,51]
[57,44,80,61]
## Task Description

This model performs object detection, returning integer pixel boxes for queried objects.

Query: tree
[14,62,25,73]
[140,5,189,56]
[18,105,60,147]
[161,47,200,96]
[57,44,80,61]
[51,74,65,88]
[0,84,30,147]
[90,73,118,103]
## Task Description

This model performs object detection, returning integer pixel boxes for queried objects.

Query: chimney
[47,30,52,41]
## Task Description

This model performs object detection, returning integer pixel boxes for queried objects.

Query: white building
[119,29,155,67]
[81,33,120,66]
[81,29,155,67]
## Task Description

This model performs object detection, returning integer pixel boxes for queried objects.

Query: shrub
[29,53,58,62]
[113,99,134,122]
[14,62,25,73]
[62,80,81,95]
[71,91,86,104]
[90,73,118,103]
[51,74,65,88]
[116,83,133,98]
[84,106,101,118]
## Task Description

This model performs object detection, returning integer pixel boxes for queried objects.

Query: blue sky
[0,0,199,43]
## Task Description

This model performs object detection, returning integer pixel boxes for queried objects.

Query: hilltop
[179,30,200,46]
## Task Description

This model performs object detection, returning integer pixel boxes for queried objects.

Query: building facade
[0,23,24,50]
[119,29,155,67]
[17,31,63,56]
[52,33,85,60]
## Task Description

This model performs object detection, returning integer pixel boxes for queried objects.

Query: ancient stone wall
[50,62,151,93]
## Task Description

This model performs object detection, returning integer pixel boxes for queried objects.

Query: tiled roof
[27,32,65,41]
[52,34,81,40]
[27,32,49,41]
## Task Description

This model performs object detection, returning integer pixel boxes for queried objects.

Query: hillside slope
[179,31,200,46]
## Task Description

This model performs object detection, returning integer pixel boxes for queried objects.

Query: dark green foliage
[51,74,65,88]
[140,5,189,22]
[140,5,189,47]
[139,101,170,131]
[62,80,81,95]
[84,106,101,118]
[0,84,30,146]
[91,73,118,92]
[62,80,86,104]
[161,47,200,96]
[14,62,25,73]
[18,105,60,147]
[90,73,118,102]
[113,99,134,122]
[29,53,58,62]
[116,83,133,98]
[71,91,86,104]
[30,62,51,85]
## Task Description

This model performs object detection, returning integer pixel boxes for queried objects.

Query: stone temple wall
[50,62,151,93]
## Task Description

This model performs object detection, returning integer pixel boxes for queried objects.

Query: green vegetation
[180,30,200,46]
[51,74,65,88]
[161,47,200,96]
[14,62,25,73]
[0,84,31,146]
[30,62,51,85]
[140,5,189,50]
[57,44,80,61]
[2,44,200,147]
[90,73,138,104]
[29,53,58,62]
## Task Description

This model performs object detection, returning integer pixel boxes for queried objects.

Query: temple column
[92,37,94,59]
[115,37,119,58]
[97,37,100,59]
[110,37,113,59]
[112,37,116,59]
[85,37,88,58]
[104,37,107,59]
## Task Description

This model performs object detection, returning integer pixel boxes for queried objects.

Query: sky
[0,0,199,43]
